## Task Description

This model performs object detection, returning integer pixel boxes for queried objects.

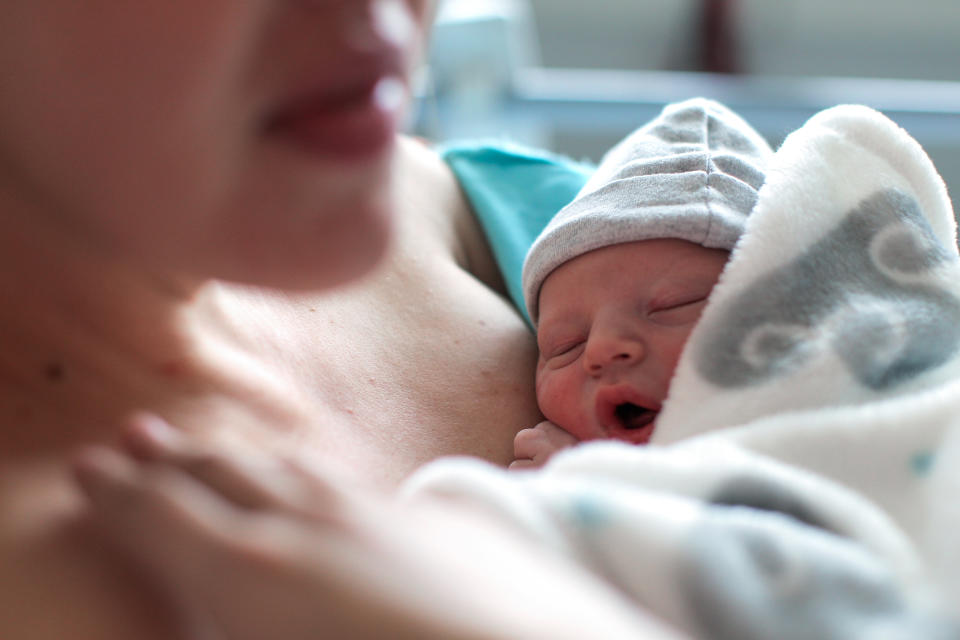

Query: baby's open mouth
[614,402,658,430]
[595,386,660,444]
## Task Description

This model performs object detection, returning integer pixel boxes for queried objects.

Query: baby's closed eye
[648,295,710,326]
[540,337,586,367]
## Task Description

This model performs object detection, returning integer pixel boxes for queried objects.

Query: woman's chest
[231,258,542,488]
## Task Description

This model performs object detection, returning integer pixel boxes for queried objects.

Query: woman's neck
[0,189,309,456]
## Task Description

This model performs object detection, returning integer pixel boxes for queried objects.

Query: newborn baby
[512,98,773,468]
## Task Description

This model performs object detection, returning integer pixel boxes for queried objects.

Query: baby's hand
[510,420,580,470]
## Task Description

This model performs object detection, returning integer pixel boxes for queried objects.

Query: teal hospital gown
[440,140,594,327]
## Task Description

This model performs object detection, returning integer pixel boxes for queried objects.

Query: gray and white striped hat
[522,97,773,324]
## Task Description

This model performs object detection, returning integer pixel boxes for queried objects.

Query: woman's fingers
[118,413,320,515]
[72,445,246,583]
[118,413,349,524]
[72,446,449,640]
[72,446,325,640]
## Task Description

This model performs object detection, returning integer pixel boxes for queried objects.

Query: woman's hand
[71,414,683,640]
[510,420,580,470]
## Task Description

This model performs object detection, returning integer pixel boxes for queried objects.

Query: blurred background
[411,0,960,206]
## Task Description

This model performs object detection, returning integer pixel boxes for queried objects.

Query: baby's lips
[593,384,661,433]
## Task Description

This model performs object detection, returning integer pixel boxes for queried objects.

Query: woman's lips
[265,75,406,161]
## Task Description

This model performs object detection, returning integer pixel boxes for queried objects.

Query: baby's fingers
[513,421,580,469]
[513,427,546,460]
[531,421,580,448]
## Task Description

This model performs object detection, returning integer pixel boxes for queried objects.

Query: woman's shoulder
[435,138,594,322]
[393,135,508,293]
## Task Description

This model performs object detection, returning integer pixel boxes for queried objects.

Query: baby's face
[535,239,728,444]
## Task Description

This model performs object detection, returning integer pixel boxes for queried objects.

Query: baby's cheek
[534,370,563,416]
[535,371,586,436]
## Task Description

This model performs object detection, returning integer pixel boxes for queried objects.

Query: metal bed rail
[414,67,960,146]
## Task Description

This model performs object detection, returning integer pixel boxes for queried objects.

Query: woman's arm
[72,415,687,640]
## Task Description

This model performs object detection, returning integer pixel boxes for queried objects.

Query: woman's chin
[238,214,394,292]
[306,233,393,291]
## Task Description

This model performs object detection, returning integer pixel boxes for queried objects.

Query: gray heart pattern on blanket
[697,188,960,390]
[683,509,960,640]
[682,477,960,640]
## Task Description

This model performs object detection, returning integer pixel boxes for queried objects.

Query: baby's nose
[584,332,645,375]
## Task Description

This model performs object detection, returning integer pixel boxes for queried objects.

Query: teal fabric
[441,140,594,326]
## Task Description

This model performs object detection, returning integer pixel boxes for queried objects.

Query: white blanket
[403,106,960,639]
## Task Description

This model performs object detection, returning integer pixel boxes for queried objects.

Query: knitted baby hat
[522,97,774,324]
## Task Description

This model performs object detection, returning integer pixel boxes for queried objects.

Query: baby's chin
[559,417,656,446]
[622,419,657,445]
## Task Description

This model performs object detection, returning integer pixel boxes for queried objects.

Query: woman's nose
[583,330,645,376]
